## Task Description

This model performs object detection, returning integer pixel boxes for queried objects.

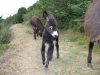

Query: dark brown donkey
[83,0,100,68]
[30,16,44,39]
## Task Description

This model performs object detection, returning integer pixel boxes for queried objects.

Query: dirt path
[0,24,100,75]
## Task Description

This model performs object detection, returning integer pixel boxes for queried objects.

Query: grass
[0,44,9,56]
[0,70,6,75]
[1,24,100,75]
[59,29,100,55]
[0,27,100,58]
[93,44,100,54]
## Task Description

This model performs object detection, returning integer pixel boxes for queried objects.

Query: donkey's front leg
[45,45,53,68]
[56,38,59,59]
[33,28,36,40]
[49,44,54,61]
[41,42,45,65]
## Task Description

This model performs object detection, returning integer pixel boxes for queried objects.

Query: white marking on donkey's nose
[52,31,58,37]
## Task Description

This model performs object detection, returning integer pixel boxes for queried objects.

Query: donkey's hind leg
[33,28,36,40]
[87,41,94,68]
[41,42,45,65]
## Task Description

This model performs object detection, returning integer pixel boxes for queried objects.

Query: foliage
[0,23,12,44]
[0,21,12,51]
[0,0,93,52]
[17,7,27,23]
[18,7,27,14]
[0,16,12,44]
[0,7,27,52]
[0,44,9,55]
[22,0,92,32]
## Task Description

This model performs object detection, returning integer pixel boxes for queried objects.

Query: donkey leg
[41,43,45,65]
[45,46,52,68]
[34,32,36,39]
[56,38,59,59]
[36,29,39,36]
[87,41,94,68]
[33,29,36,40]
[49,44,54,61]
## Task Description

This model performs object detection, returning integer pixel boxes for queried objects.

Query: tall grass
[0,23,12,55]
[0,26,12,44]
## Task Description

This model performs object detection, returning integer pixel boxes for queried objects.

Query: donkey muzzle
[52,31,58,38]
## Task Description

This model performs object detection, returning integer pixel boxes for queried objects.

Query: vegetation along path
[0,24,100,75]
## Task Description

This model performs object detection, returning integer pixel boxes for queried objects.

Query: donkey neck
[44,28,52,36]
[43,29,56,43]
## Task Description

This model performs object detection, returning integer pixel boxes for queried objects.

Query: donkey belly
[53,40,56,45]
[45,39,56,44]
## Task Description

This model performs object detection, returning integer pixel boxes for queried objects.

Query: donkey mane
[36,17,44,30]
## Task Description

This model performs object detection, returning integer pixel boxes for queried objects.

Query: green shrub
[0,24,12,44]
[77,23,84,32]
[0,44,9,55]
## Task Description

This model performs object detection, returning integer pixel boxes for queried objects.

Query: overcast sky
[0,0,38,19]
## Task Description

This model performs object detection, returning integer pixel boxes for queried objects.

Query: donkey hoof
[49,58,52,61]
[49,59,52,61]
[45,65,48,68]
[43,62,45,65]
[57,56,59,59]
[88,63,92,68]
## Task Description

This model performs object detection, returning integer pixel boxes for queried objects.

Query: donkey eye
[49,26,53,29]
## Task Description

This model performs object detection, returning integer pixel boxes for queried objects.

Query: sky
[0,0,38,19]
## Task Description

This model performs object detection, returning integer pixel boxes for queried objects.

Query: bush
[0,44,9,55]
[0,23,12,44]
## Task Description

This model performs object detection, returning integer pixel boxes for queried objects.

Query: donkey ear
[43,11,49,21]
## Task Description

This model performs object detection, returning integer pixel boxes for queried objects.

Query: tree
[22,0,92,31]
[17,7,27,23]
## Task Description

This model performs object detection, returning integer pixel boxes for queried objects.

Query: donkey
[83,0,100,67]
[30,16,44,39]
[41,11,59,68]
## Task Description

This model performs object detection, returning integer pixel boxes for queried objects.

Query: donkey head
[38,29,43,37]
[43,11,58,38]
